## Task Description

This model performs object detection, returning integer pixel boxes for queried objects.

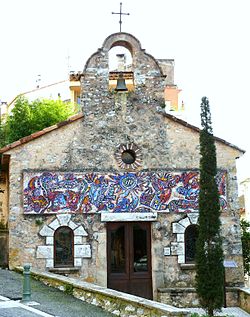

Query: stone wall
[158,288,199,308]
[81,33,166,117]
[158,287,240,308]
[239,288,250,313]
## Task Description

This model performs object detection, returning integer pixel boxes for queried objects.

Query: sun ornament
[115,143,142,170]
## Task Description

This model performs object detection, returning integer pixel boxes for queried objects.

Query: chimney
[116,54,126,71]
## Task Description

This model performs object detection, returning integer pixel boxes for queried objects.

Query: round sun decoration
[115,143,142,170]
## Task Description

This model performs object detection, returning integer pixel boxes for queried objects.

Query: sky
[0,0,249,182]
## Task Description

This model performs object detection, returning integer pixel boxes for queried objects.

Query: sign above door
[101,212,157,222]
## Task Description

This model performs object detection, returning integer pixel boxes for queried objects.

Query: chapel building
[0,32,245,307]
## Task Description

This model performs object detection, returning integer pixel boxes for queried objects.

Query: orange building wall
[165,86,181,111]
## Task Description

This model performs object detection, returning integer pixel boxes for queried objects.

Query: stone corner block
[74,225,88,236]
[171,242,184,256]
[188,213,199,225]
[74,258,82,267]
[68,220,78,230]
[57,214,72,226]
[46,237,54,245]
[46,259,54,268]
[177,233,184,242]
[179,217,191,228]
[75,244,91,258]
[39,225,54,237]
[74,236,83,245]
[163,247,171,256]
[172,223,185,234]
[48,218,60,230]
[176,243,184,255]
[170,242,178,255]
[178,255,185,264]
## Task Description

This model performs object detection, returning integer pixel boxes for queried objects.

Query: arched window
[185,225,199,263]
[54,226,74,268]
[109,46,132,72]
[108,46,134,92]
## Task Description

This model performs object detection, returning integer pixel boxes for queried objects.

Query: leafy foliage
[196,97,224,316]
[240,219,250,275]
[0,119,6,148]
[0,96,76,147]
[5,96,32,145]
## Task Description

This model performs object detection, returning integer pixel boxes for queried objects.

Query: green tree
[196,97,224,316]
[0,96,76,147]
[0,118,6,148]
[5,96,32,145]
[30,98,76,132]
[240,219,250,276]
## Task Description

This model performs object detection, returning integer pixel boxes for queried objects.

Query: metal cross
[112,2,130,32]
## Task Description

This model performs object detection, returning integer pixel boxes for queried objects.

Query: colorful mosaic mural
[23,171,227,214]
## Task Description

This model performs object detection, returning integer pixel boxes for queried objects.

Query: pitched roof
[163,112,245,154]
[0,113,84,154]
[7,80,68,110]
[0,111,245,155]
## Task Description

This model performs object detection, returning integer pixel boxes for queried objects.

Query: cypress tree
[196,97,224,316]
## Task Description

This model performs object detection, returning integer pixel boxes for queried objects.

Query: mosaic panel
[23,171,227,214]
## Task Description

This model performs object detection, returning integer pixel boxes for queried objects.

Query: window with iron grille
[185,224,199,263]
[54,226,74,268]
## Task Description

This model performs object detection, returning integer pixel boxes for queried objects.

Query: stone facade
[0,32,245,307]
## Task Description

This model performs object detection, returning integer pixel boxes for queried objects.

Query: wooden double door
[107,222,152,299]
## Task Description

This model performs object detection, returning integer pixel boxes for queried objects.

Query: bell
[115,73,128,91]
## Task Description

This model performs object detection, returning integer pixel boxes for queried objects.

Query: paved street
[0,296,54,317]
[186,307,250,317]
[0,269,249,317]
[0,269,112,317]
